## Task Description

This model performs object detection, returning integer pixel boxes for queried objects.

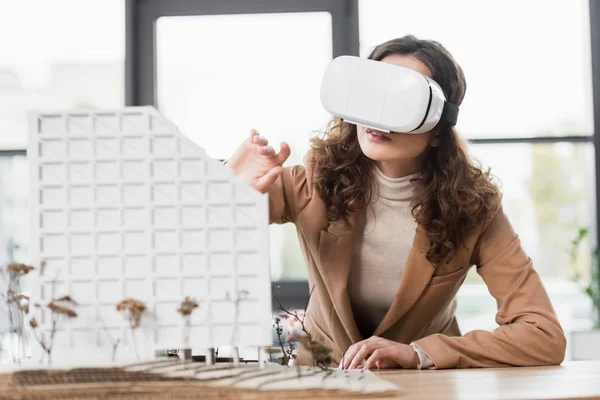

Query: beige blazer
[267,151,566,369]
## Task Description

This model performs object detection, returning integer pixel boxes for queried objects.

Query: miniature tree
[99,318,121,363]
[116,298,147,360]
[1,262,36,363]
[272,316,296,366]
[29,295,78,366]
[177,296,199,351]
[274,285,333,370]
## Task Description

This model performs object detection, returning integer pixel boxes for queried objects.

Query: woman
[227,35,566,370]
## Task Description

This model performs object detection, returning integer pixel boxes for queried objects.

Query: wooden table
[2,361,599,399]
[375,361,600,400]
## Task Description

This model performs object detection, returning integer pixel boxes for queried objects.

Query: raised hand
[226,129,291,193]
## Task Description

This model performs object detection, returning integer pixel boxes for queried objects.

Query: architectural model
[0,359,401,398]
[19,106,400,397]
[27,107,272,363]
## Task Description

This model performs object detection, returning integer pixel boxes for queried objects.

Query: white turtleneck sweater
[347,165,433,369]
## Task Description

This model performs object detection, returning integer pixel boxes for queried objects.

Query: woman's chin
[360,146,397,162]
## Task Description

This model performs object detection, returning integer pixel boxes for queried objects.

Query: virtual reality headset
[320,56,459,134]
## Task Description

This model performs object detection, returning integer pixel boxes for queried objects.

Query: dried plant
[54,295,77,304]
[7,293,29,313]
[0,262,35,363]
[29,293,78,366]
[177,297,199,317]
[46,295,78,318]
[6,263,35,276]
[177,297,199,350]
[274,285,332,370]
[99,317,121,363]
[273,316,296,366]
[286,339,296,365]
[116,298,147,360]
[116,298,146,329]
[273,316,288,365]
[274,287,314,343]
[303,340,333,370]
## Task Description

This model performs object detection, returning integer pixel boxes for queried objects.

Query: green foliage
[527,143,586,277]
[569,227,589,282]
[569,228,600,327]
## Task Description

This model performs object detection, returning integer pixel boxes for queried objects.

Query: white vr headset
[320,56,459,134]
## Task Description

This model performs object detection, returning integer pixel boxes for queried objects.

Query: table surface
[2,360,599,400]
[374,360,600,400]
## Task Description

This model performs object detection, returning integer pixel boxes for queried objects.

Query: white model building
[27,107,271,364]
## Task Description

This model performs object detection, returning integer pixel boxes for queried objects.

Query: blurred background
[0,0,599,361]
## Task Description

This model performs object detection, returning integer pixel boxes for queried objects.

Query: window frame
[125,0,358,309]
[124,0,359,106]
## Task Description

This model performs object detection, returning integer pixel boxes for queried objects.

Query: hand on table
[340,336,420,370]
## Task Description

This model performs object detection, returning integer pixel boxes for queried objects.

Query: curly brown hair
[310,36,501,265]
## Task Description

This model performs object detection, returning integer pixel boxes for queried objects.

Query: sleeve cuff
[411,344,435,369]
[413,334,457,369]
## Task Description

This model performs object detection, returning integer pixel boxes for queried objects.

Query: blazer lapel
[317,212,363,344]
[373,225,435,337]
